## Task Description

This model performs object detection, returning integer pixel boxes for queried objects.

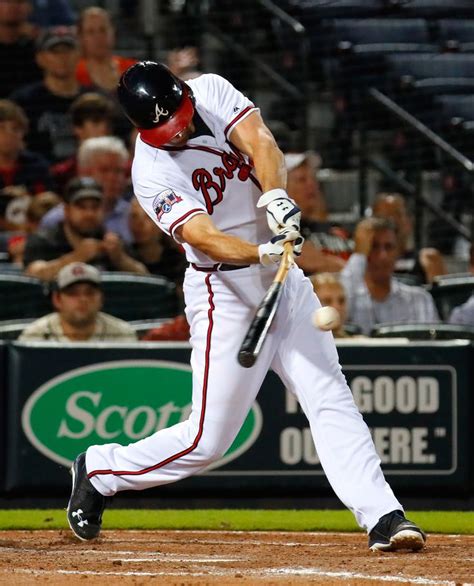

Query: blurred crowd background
[0,0,473,342]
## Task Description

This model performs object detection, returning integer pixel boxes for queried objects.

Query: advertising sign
[4,341,472,493]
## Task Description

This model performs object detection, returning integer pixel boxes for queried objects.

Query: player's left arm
[229,110,286,192]
[229,111,301,235]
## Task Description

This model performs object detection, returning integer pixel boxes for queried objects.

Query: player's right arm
[176,214,302,266]
[177,214,259,264]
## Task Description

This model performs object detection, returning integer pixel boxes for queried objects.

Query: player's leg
[271,268,425,549]
[85,269,276,496]
[69,267,279,538]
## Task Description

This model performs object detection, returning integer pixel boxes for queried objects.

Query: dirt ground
[0,529,472,585]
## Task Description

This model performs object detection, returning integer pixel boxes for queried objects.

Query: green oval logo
[22,360,262,468]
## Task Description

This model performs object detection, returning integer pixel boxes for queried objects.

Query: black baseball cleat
[67,452,106,541]
[369,510,426,552]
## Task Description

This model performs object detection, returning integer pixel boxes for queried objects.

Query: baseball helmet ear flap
[117,60,195,148]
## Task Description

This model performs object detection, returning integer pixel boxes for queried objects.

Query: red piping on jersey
[87,273,215,480]
[169,208,205,237]
[224,105,255,138]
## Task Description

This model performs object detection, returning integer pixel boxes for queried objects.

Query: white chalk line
[110,557,237,563]
[5,567,472,585]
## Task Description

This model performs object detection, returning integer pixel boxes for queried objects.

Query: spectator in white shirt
[448,244,474,327]
[341,217,440,335]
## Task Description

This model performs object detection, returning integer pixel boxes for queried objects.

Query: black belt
[190,263,250,272]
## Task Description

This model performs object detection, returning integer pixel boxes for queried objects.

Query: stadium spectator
[0,185,30,232]
[341,217,440,335]
[50,92,116,193]
[310,272,356,338]
[23,176,146,281]
[10,26,87,162]
[76,7,135,93]
[371,193,446,284]
[0,99,53,194]
[7,189,60,266]
[285,152,352,274]
[41,136,132,242]
[128,198,186,286]
[0,0,41,98]
[448,244,474,327]
[19,261,137,341]
[166,46,202,81]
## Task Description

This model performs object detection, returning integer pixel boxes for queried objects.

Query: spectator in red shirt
[76,7,135,93]
[0,99,53,194]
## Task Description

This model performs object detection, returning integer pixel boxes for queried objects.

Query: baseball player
[67,61,426,552]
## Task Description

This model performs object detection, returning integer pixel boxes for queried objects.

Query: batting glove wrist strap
[258,230,304,266]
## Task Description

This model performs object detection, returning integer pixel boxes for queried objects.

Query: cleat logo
[71,509,88,528]
[153,103,169,123]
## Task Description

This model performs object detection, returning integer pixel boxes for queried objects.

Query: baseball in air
[312,306,341,331]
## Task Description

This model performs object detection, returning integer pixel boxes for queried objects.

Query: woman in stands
[76,7,136,93]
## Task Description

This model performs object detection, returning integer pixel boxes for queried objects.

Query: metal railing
[366,88,474,246]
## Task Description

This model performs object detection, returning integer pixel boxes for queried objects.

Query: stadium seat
[295,0,385,20]
[387,53,474,87]
[0,318,34,341]
[323,18,433,51]
[435,95,474,122]
[437,19,474,52]
[396,0,474,18]
[371,322,474,340]
[427,274,474,320]
[0,274,51,321]
[100,273,180,321]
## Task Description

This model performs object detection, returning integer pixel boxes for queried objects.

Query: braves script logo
[153,103,169,123]
[192,152,252,214]
[152,189,183,220]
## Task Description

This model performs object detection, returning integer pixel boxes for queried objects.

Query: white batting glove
[257,188,301,235]
[258,228,304,266]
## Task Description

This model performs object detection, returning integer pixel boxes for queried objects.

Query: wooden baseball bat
[238,242,294,368]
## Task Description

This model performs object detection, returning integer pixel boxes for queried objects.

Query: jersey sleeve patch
[152,189,183,220]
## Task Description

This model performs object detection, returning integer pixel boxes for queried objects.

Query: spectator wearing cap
[23,176,147,281]
[41,136,132,242]
[285,152,353,274]
[10,25,89,162]
[0,0,42,98]
[76,7,136,93]
[19,261,137,341]
[0,99,53,194]
[50,92,117,194]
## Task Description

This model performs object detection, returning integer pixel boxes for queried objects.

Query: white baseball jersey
[86,73,404,534]
[132,73,270,265]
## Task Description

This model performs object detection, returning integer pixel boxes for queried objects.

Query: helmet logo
[153,103,169,123]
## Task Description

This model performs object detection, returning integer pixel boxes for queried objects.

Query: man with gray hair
[341,217,440,335]
[41,136,132,242]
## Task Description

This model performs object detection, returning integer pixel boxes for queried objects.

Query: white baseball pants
[86,264,402,531]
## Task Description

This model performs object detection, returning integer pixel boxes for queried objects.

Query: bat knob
[238,350,256,368]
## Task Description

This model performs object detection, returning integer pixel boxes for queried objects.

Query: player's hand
[258,229,304,266]
[102,232,125,263]
[257,188,301,235]
[353,218,376,257]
